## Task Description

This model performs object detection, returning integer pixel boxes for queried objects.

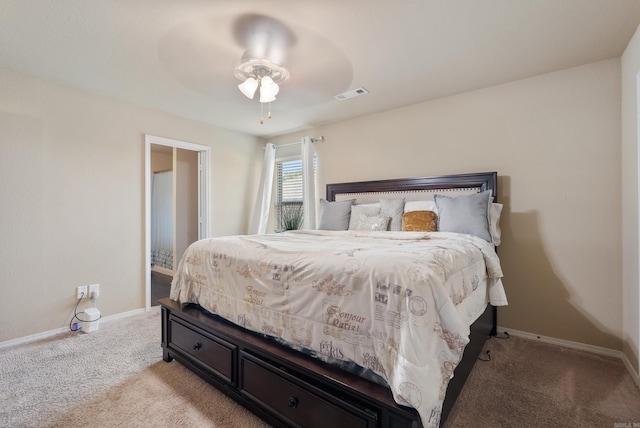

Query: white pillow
[404,200,437,213]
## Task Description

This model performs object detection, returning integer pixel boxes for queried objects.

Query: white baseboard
[621,352,640,389]
[0,307,156,350]
[498,326,640,389]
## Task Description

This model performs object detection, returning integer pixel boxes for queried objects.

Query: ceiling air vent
[335,87,369,101]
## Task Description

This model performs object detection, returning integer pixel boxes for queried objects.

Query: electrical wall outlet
[89,283,99,299]
[77,285,88,299]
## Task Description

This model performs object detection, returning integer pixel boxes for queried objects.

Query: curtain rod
[271,136,324,148]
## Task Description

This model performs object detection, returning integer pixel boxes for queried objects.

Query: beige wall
[270,58,624,351]
[2,52,633,362]
[150,149,172,173]
[622,25,640,374]
[0,68,262,343]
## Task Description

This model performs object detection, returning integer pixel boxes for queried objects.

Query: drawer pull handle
[287,397,298,409]
[193,342,202,351]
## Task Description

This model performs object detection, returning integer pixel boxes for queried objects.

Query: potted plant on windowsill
[278,202,303,231]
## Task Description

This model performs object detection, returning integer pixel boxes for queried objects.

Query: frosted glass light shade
[259,76,279,103]
[238,77,259,99]
[259,91,277,103]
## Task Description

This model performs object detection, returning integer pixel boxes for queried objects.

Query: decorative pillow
[355,214,391,231]
[318,199,355,230]
[404,200,437,213]
[348,203,381,230]
[401,210,438,232]
[380,198,405,231]
[434,191,492,242]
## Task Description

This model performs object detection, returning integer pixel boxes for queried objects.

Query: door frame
[144,134,211,310]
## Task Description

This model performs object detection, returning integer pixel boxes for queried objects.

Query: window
[275,156,315,230]
[276,158,303,231]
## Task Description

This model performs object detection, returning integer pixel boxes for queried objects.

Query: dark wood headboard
[326,171,498,203]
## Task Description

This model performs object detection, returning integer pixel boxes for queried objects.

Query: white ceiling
[1,0,640,138]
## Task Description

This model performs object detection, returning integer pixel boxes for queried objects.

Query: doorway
[144,135,210,310]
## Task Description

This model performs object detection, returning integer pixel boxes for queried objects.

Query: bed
[160,171,507,428]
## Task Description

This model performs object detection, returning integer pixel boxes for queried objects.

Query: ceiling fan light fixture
[234,57,289,124]
[238,77,259,99]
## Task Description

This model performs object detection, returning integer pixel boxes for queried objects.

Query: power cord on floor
[478,350,491,362]
[478,330,511,362]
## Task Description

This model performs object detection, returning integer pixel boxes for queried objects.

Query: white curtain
[249,143,276,234]
[151,171,174,269]
[301,137,317,229]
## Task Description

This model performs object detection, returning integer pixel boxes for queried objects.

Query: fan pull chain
[259,103,273,124]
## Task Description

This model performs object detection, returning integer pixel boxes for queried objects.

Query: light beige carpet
[1,307,639,427]
[0,308,268,428]
[445,335,640,427]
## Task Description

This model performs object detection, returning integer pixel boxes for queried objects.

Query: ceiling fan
[232,14,296,124]
[157,11,353,130]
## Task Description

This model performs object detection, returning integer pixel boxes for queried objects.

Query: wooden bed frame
[160,171,498,428]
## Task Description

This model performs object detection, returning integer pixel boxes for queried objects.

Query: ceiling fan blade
[233,14,296,65]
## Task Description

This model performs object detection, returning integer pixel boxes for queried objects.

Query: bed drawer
[240,352,377,428]
[169,317,236,383]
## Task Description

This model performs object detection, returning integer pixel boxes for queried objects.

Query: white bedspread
[170,230,507,427]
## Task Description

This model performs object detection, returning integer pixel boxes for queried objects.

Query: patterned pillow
[355,214,391,231]
[402,210,438,232]
[348,204,381,230]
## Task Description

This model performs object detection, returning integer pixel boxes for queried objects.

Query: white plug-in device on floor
[83,307,100,333]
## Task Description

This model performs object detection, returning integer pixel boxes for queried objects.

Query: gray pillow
[380,198,405,231]
[434,191,492,242]
[318,199,355,230]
